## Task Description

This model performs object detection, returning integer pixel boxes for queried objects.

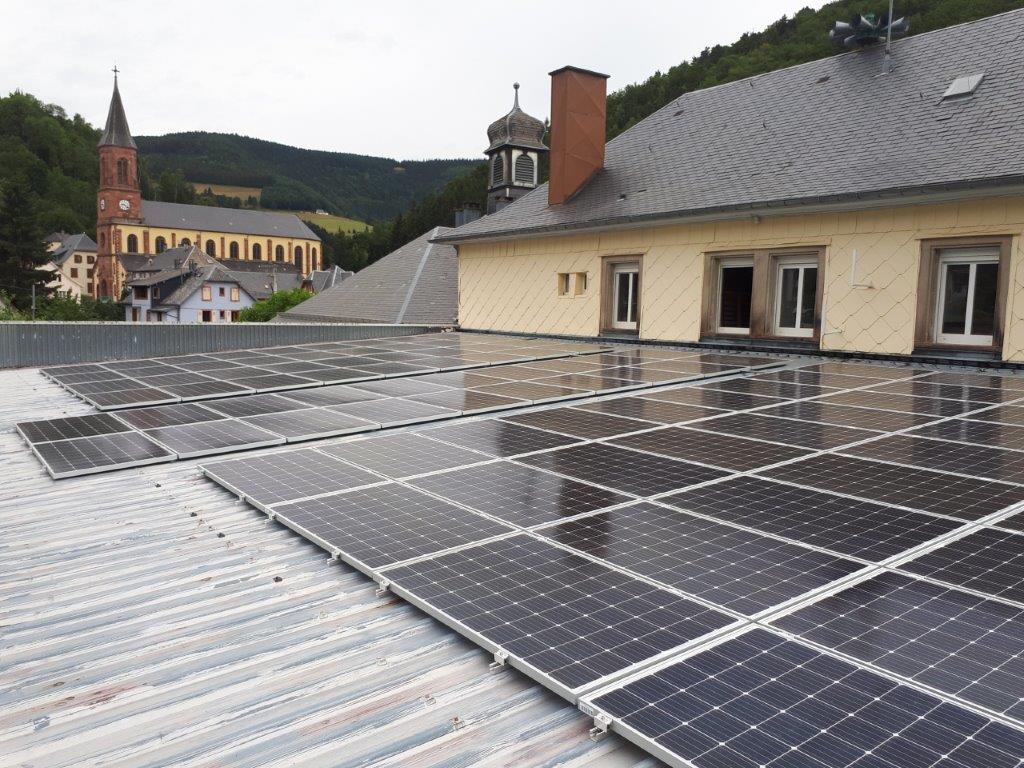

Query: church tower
[484,83,547,214]
[94,70,142,299]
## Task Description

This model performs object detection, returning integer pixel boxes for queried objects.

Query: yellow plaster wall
[458,196,1024,360]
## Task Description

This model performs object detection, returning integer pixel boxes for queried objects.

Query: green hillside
[135,132,478,223]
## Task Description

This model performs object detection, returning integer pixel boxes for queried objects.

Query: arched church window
[126,234,138,253]
[514,154,534,185]
[294,246,303,268]
[252,243,262,261]
[229,241,239,259]
[116,158,129,185]
[312,248,318,269]
[180,238,191,246]
[155,236,167,253]
[275,245,284,262]
[205,239,216,257]
[491,154,504,185]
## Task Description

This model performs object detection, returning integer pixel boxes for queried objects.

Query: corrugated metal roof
[1,368,659,768]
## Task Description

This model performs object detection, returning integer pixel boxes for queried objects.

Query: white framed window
[774,258,819,338]
[717,257,754,334]
[935,247,999,346]
[611,262,640,331]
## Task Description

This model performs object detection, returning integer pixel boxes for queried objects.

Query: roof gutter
[434,177,1024,246]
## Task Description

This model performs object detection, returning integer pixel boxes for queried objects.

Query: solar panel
[576,397,723,425]
[85,387,178,410]
[32,431,175,478]
[867,379,1017,403]
[348,378,452,397]
[965,405,1024,427]
[241,408,378,442]
[202,393,309,418]
[921,371,1024,391]
[503,408,653,439]
[48,370,131,386]
[319,432,490,479]
[111,402,226,430]
[407,389,527,414]
[281,385,385,406]
[423,419,581,457]
[821,390,980,416]
[539,502,863,616]
[760,454,1024,520]
[840,434,1024,484]
[645,387,784,411]
[751,369,888,388]
[409,461,632,528]
[253,360,335,374]
[244,373,320,392]
[384,534,736,693]
[698,379,831,400]
[16,413,132,444]
[805,362,925,379]
[691,412,878,449]
[759,400,936,431]
[352,361,436,376]
[417,370,514,388]
[900,528,1024,605]
[663,476,961,561]
[328,397,457,427]
[534,373,643,393]
[156,380,254,400]
[134,371,219,387]
[272,484,514,571]
[201,447,385,508]
[600,366,697,384]
[143,420,284,458]
[906,418,1024,451]
[773,570,1024,719]
[611,427,813,472]
[517,442,729,496]
[587,627,1024,768]
[471,380,590,403]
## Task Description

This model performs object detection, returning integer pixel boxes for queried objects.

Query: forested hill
[134,133,478,222]
[605,0,1024,138]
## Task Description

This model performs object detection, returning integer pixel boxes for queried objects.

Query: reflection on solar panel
[407,389,527,414]
[504,407,653,439]
[691,412,877,449]
[760,454,1024,520]
[16,413,131,444]
[423,419,580,457]
[471,381,588,403]
[518,442,729,496]
[698,378,832,400]
[143,420,283,458]
[907,418,1024,451]
[645,387,784,411]
[409,461,632,528]
[773,571,1024,719]
[922,371,1024,390]
[201,448,385,507]
[805,362,924,379]
[821,389,981,416]
[273,484,514,570]
[868,379,1018,403]
[900,528,1024,605]
[539,502,863,615]
[663,476,960,561]
[320,432,489,479]
[32,431,175,478]
[588,627,1023,768]
[611,427,812,472]
[384,534,736,692]
[841,434,1024,484]
[576,397,721,424]
[760,400,935,431]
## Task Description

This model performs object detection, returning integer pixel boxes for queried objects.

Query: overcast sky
[3,1,826,161]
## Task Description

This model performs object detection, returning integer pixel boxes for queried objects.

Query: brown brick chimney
[548,66,609,206]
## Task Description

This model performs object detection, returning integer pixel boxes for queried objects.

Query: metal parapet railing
[0,322,446,368]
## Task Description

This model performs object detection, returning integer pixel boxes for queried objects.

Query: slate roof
[118,244,217,274]
[439,9,1024,244]
[49,233,97,266]
[98,77,136,149]
[139,201,320,240]
[283,227,457,325]
[154,264,253,309]
[233,269,303,301]
[309,265,353,293]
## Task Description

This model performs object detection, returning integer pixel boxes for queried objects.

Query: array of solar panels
[202,358,1024,767]
[39,332,611,410]
[22,336,779,478]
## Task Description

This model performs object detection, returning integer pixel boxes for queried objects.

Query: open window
[702,248,824,342]
[915,237,1010,351]
[601,257,641,333]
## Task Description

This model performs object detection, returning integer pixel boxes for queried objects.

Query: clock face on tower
[99,198,106,211]
[119,199,131,211]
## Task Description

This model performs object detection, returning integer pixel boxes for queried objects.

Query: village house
[437,11,1024,365]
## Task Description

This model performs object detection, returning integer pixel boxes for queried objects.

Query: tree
[0,178,51,309]
[239,288,311,321]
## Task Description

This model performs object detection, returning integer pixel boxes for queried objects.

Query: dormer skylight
[942,72,985,100]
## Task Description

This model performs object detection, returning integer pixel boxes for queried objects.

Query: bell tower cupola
[484,83,547,214]
[95,67,142,299]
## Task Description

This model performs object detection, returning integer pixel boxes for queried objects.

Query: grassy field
[291,211,370,234]
[191,182,263,200]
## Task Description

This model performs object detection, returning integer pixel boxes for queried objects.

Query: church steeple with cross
[95,68,142,298]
